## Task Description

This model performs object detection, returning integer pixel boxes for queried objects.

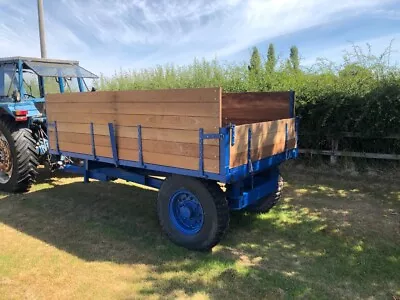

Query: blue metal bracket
[90,122,96,159]
[199,128,204,176]
[58,77,65,93]
[219,127,230,176]
[285,123,289,159]
[231,124,236,146]
[54,121,60,154]
[77,77,85,92]
[83,160,89,183]
[247,128,253,174]
[137,125,144,167]
[108,123,119,166]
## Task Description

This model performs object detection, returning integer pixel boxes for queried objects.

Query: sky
[0,0,399,75]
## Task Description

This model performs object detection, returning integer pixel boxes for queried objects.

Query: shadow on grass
[0,171,398,299]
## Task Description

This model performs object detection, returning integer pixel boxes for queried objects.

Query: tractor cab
[0,57,97,118]
[0,57,97,193]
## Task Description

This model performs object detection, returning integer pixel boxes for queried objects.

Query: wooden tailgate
[229,118,297,168]
[46,88,222,173]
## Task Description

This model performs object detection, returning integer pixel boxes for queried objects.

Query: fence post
[330,138,339,165]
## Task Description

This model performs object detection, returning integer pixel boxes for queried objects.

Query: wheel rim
[0,132,12,184]
[168,189,204,235]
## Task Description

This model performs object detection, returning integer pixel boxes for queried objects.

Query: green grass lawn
[0,168,399,299]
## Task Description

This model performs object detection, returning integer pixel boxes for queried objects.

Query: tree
[289,46,300,71]
[266,43,277,73]
[248,47,261,74]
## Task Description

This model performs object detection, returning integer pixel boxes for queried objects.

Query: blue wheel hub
[169,190,204,235]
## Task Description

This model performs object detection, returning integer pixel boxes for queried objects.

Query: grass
[0,168,399,299]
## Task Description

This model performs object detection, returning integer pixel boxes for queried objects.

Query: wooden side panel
[221,92,292,126]
[45,88,221,103]
[229,118,297,168]
[47,113,218,131]
[46,102,220,117]
[46,88,221,173]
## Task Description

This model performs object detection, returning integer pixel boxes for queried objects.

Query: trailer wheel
[0,119,39,193]
[246,175,284,214]
[157,176,229,251]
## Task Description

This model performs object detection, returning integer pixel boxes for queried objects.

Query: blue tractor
[0,57,97,192]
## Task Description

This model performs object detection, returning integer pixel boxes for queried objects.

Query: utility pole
[37,0,47,58]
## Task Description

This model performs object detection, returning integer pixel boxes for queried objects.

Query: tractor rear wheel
[0,119,38,193]
[157,176,230,251]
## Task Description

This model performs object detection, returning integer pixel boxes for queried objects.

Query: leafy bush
[97,43,400,153]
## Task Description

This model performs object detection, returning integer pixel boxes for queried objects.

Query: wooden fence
[298,132,400,164]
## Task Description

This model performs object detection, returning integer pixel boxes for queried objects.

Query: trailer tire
[246,175,283,214]
[0,119,39,193]
[157,176,229,251]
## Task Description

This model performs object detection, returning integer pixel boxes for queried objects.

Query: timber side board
[46,87,296,175]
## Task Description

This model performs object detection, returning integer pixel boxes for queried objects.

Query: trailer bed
[46,88,297,183]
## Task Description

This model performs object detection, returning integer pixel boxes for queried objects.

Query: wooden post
[330,138,339,165]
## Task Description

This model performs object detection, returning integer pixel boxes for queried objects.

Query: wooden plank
[48,124,219,145]
[221,92,291,126]
[233,118,295,137]
[48,141,219,173]
[49,133,219,159]
[143,152,218,173]
[230,119,296,153]
[46,102,220,117]
[230,130,295,155]
[230,138,297,168]
[45,88,221,103]
[47,113,219,130]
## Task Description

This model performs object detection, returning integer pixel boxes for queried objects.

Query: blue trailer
[46,88,299,250]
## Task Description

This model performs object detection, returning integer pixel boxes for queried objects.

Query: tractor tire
[0,119,39,193]
[245,175,284,214]
[157,175,230,251]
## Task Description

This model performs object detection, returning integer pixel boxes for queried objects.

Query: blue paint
[231,124,236,146]
[199,128,204,175]
[49,149,225,182]
[90,122,96,159]
[77,77,85,92]
[108,123,119,166]
[228,167,280,210]
[54,121,60,154]
[137,125,144,167]
[247,128,253,174]
[227,149,298,183]
[0,101,42,118]
[58,77,65,93]
[84,160,89,183]
[0,66,4,95]
[63,164,163,189]
[219,127,230,176]
[38,76,45,97]
[168,190,204,235]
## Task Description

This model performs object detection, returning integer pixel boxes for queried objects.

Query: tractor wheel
[0,119,39,193]
[245,175,284,214]
[157,176,230,251]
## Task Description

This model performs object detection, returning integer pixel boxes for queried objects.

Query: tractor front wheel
[0,119,39,193]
